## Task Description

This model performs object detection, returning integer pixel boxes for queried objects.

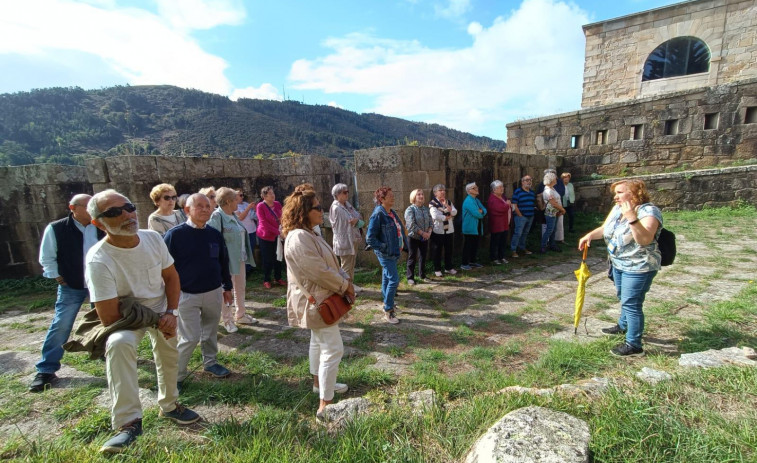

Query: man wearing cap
[85,189,200,454]
[30,194,104,392]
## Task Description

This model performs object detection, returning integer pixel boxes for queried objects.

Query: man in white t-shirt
[85,189,201,454]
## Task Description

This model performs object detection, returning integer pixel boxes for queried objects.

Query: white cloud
[289,0,589,137]
[155,0,245,30]
[230,83,283,101]
[327,101,344,109]
[435,0,472,19]
[0,0,243,95]
[467,21,483,35]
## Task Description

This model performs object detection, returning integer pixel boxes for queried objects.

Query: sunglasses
[311,205,324,212]
[96,202,136,219]
[163,195,178,201]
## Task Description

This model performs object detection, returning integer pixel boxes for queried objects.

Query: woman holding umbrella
[578,179,662,357]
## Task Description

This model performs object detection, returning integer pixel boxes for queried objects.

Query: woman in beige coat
[282,187,355,420]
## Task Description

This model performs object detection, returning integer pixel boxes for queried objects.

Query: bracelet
[628,219,639,225]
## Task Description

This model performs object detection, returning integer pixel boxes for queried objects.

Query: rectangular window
[746,106,757,124]
[570,135,582,149]
[664,119,679,135]
[630,124,644,140]
[596,130,607,145]
[704,113,719,130]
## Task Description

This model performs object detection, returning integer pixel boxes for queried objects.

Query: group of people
[28,173,663,453]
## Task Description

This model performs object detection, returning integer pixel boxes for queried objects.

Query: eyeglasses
[96,202,136,219]
[163,195,178,201]
[311,205,323,212]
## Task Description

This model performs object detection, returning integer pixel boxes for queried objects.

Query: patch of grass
[521,339,614,387]
[387,346,406,358]
[8,321,48,333]
[496,313,527,328]
[349,323,375,351]
[451,325,475,344]
[51,384,104,421]
[271,296,287,308]
[0,376,34,421]
[276,328,298,340]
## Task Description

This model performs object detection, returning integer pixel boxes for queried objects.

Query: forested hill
[0,85,506,167]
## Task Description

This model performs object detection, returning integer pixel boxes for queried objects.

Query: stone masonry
[582,0,757,108]
[506,78,757,178]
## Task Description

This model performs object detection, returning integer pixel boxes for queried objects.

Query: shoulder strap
[264,202,280,223]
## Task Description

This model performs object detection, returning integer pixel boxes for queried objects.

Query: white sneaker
[313,383,349,394]
[235,314,258,325]
[446,269,457,275]
[407,279,416,286]
[353,284,363,294]
[434,271,443,277]
[223,321,238,333]
[385,310,400,324]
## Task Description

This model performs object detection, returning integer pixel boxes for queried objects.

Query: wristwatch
[164,309,177,316]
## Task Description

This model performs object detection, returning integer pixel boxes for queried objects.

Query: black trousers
[258,237,282,282]
[406,237,429,279]
[565,205,575,232]
[430,232,454,271]
[462,234,480,265]
[489,231,508,261]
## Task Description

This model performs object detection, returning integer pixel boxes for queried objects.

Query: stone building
[507,0,757,183]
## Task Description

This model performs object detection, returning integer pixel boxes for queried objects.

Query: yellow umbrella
[573,246,592,335]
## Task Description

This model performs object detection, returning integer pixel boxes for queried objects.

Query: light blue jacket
[208,209,255,274]
[462,195,487,235]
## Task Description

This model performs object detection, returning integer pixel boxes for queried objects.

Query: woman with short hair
[235,189,258,273]
[461,182,487,270]
[256,186,284,289]
[540,172,566,253]
[208,187,256,333]
[147,183,184,236]
[429,184,458,277]
[487,180,511,265]
[578,179,662,357]
[366,186,407,324]
[561,173,576,233]
[329,183,363,284]
[198,187,217,210]
[282,187,354,420]
[404,189,432,285]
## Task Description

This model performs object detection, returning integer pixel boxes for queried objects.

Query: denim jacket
[366,205,408,258]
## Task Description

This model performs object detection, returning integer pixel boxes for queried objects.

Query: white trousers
[106,326,179,429]
[309,324,344,401]
[542,215,565,242]
[177,287,223,381]
[223,261,246,323]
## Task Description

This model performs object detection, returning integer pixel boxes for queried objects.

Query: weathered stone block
[355,146,402,173]
[419,146,442,171]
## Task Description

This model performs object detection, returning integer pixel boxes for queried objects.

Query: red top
[256,201,282,241]
[487,194,511,233]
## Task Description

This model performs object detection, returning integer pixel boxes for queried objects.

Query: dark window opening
[570,135,583,149]
[746,107,757,124]
[596,130,607,145]
[664,119,679,135]
[630,124,644,140]
[642,36,710,82]
[704,113,719,130]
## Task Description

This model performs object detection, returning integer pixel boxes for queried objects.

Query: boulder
[679,346,757,368]
[464,406,590,463]
[406,389,438,415]
[318,397,371,430]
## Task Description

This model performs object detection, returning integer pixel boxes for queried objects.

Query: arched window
[642,36,710,82]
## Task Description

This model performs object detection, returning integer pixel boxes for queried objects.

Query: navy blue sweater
[164,223,233,294]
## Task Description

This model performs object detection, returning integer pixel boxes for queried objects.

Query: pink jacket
[256,201,282,241]
[487,194,511,233]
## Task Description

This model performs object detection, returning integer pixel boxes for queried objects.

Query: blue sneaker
[100,419,142,454]
[204,363,231,378]
[159,403,200,425]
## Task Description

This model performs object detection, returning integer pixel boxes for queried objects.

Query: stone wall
[582,0,757,108]
[0,165,91,279]
[353,146,554,262]
[1,155,352,279]
[506,78,757,178]
[574,165,757,212]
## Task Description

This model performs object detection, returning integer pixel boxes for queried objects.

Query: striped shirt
[512,188,536,217]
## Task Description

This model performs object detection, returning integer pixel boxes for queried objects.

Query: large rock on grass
[679,346,757,368]
[465,406,590,463]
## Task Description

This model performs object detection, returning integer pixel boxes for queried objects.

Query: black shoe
[29,372,56,393]
[160,403,201,425]
[601,325,626,335]
[549,246,562,252]
[611,342,644,357]
[100,419,142,454]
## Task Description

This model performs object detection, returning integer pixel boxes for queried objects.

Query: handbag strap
[264,202,280,224]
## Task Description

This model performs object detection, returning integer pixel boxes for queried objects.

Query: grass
[1,205,756,462]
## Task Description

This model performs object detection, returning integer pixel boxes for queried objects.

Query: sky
[0,0,681,141]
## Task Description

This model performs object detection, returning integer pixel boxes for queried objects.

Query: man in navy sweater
[164,193,234,388]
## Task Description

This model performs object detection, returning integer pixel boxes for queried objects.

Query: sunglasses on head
[163,195,178,201]
[96,202,136,219]
[311,205,323,212]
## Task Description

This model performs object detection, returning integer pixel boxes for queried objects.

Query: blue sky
[0,0,680,140]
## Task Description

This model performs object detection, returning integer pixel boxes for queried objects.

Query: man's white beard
[105,218,139,236]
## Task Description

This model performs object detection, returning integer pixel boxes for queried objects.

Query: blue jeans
[36,285,89,374]
[511,215,534,251]
[612,268,657,349]
[541,215,557,249]
[376,254,399,311]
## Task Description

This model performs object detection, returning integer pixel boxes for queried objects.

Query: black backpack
[658,228,676,266]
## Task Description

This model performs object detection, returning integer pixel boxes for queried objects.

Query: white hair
[465,182,477,193]
[543,172,557,186]
[185,193,209,209]
[87,189,122,220]
[490,180,503,190]
[331,183,348,199]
